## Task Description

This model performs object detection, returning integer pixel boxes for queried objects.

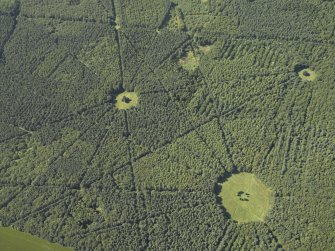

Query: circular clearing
[218,173,272,223]
[115,92,139,110]
[298,68,318,81]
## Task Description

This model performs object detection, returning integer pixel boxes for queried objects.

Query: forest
[0,0,334,250]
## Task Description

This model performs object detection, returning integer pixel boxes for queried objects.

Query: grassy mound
[198,45,212,54]
[179,51,199,71]
[115,91,139,110]
[219,173,272,223]
[298,68,318,81]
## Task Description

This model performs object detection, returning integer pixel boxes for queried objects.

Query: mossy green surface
[0,227,73,251]
[219,173,272,223]
[115,92,139,110]
[179,51,199,71]
[298,68,318,81]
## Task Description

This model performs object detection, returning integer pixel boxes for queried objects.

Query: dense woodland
[0,0,334,250]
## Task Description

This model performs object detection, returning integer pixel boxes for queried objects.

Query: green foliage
[77,36,121,89]
[0,0,334,250]
[0,0,16,13]
[133,120,230,191]
[0,15,15,45]
[172,0,209,14]
[118,0,170,28]
[167,6,186,31]
[20,0,112,22]
[213,0,335,42]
